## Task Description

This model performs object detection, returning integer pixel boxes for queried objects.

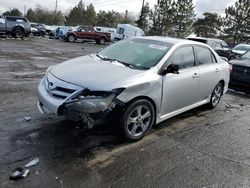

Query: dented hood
[50,55,146,90]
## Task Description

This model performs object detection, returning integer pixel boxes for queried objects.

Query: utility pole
[24,4,26,16]
[141,0,145,10]
[55,0,58,13]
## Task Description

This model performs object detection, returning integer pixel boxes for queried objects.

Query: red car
[65,26,111,44]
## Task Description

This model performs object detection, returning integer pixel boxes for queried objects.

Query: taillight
[229,64,233,73]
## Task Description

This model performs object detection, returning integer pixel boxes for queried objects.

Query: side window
[214,42,222,50]
[168,46,195,69]
[196,46,215,65]
[222,42,229,49]
[0,18,5,24]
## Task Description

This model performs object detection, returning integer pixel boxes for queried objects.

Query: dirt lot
[1,38,250,188]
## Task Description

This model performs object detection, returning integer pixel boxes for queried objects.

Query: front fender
[116,80,162,113]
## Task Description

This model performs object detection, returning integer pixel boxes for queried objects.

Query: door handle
[215,68,220,73]
[193,73,199,79]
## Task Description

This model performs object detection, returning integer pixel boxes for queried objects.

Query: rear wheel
[209,82,223,108]
[67,34,76,42]
[97,37,106,45]
[13,29,25,39]
[39,31,45,37]
[119,99,155,141]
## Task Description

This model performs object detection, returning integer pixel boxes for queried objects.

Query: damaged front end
[58,88,125,129]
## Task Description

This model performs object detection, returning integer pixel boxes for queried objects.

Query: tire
[208,82,223,108]
[119,99,155,141]
[39,31,45,37]
[97,37,106,45]
[13,29,25,39]
[67,34,76,42]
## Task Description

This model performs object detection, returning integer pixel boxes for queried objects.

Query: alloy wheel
[126,105,152,137]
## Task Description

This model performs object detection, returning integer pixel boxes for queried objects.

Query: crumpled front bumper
[37,77,68,114]
[37,76,122,120]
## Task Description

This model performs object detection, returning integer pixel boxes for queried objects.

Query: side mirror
[160,64,179,75]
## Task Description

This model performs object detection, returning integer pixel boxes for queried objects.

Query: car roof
[235,43,250,47]
[135,36,209,46]
[187,37,224,43]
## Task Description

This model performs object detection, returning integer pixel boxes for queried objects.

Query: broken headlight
[64,88,125,113]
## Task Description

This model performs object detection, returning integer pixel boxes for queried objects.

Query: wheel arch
[125,95,157,122]
[12,25,25,32]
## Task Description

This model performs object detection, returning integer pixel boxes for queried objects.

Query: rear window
[6,17,27,22]
[233,44,250,51]
[195,46,215,65]
[117,27,124,34]
[188,38,207,44]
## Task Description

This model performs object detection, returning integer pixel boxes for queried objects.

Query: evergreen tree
[149,0,176,36]
[96,10,125,27]
[223,0,250,43]
[85,4,96,26]
[174,0,195,37]
[136,2,150,32]
[65,0,86,25]
[3,8,22,16]
[193,12,222,37]
[26,8,38,22]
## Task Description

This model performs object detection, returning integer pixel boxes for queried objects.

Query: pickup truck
[0,16,31,38]
[65,26,111,44]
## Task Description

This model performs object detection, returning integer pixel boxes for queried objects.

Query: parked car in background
[37,37,229,141]
[232,44,250,56]
[0,16,31,38]
[187,37,233,60]
[65,26,111,44]
[30,23,46,37]
[95,26,116,41]
[229,51,250,90]
[115,24,145,40]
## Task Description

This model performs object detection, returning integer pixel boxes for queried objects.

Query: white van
[95,26,116,41]
[115,24,145,40]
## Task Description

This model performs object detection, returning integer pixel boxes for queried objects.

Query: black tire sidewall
[99,37,106,45]
[68,34,76,42]
[120,99,155,141]
[14,30,24,38]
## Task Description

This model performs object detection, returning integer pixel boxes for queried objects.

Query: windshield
[241,51,250,60]
[98,38,172,69]
[233,44,250,51]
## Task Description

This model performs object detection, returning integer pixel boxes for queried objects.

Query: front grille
[46,73,81,100]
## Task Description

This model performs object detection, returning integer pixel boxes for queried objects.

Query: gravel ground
[0,37,250,188]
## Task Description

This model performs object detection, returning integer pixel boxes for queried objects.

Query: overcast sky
[0,0,237,17]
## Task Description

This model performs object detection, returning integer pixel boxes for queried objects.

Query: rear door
[194,45,220,102]
[161,46,199,115]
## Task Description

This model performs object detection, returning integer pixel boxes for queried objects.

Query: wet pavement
[0,38,250,188]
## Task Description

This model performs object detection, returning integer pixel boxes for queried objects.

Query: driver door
[161,46,199,116]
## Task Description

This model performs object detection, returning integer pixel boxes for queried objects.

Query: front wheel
[13,29,25,39]
[209,82,223,108]
[119,99,155,141]
[67,34,76,42]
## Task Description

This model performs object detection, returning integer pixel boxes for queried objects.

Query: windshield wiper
[95,53,135,69]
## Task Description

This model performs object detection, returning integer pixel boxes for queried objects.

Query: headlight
[45,65,55,77]
[64,88,125,113]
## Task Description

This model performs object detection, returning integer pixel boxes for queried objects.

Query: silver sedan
[37,37,230,141]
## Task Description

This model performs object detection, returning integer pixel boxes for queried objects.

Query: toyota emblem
[48,82,55,91]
